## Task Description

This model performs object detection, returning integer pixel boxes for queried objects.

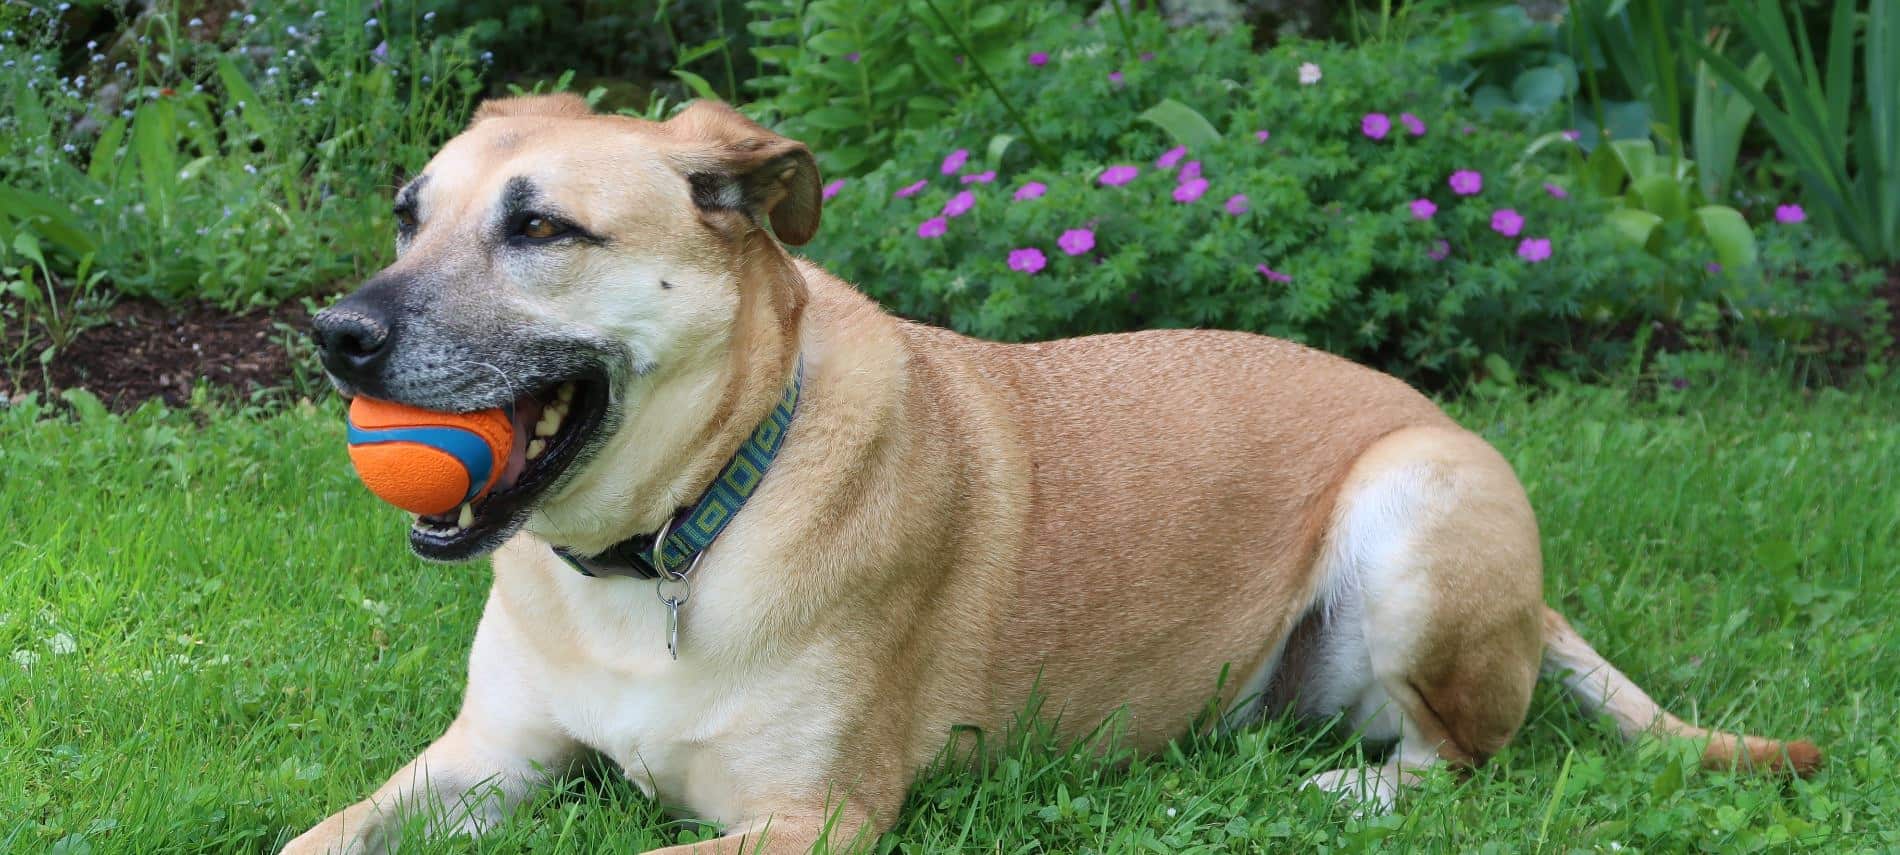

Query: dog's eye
[393,207,417,233]
[517,216,568,241]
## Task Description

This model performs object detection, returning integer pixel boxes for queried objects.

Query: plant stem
[918,0,1058,168]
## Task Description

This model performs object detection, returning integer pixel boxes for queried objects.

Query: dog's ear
[469,93,594,127]
[667,100,822,246]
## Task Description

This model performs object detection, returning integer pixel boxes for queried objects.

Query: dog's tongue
[497,396,542,491]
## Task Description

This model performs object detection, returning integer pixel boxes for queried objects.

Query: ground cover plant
[805,9,1885,384]
[3,366,1896,852]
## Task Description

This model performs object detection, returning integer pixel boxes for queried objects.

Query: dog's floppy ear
[469,93,593,126]
[667,100,822,246]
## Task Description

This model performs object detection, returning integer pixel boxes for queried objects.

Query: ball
[346,397,514,516]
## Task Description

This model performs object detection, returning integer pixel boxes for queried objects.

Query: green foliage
[743,0,1062,175]
[806,16,1880,382]
[1690,0,1900,263]
[0,3,483,312]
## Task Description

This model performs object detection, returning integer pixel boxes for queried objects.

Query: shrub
[804,11,1882,381]
[0,1,482,310]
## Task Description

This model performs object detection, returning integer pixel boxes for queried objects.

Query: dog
[289,95,1820,854]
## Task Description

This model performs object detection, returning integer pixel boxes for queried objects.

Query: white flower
[91,53,104,63]
[313,10,327,18]
[243,164,258,174]
[86,39,96,49]
[366,17,379,28]
[47,633,75,655]
[287,25,300,37]
[58,2,71,11]
[423,11,436,21]
[62,143,76,153]
[1165,807,1177,818]
[188,17,203,27]
[266,66,279,76]
[243,13,257,24]
[1298,62,1321,85]
[12,650,38,668]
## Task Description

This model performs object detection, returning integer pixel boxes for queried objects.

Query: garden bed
[3,298,310,412]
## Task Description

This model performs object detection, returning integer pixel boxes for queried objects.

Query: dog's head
[311,96,818,561]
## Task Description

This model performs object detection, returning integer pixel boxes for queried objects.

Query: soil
[3,299,313,413]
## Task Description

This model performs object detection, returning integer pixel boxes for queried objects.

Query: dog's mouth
[408,371,611,561]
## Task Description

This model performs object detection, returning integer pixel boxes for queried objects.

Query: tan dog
[288,95,1819,854]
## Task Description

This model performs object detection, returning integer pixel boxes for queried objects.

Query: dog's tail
[1540,606,1821,776]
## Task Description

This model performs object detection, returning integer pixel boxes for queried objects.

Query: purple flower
[894,179,928,199]
[1178,161,1202,183]
[1491,208,1524,237]
[1008,247,1047,274]
[1775,203,1806,224]
[1706,261,1724,274]
[370,40,389,63]
[943,190,975,218]
[821,179,845,201]
[1562,129,1581,142]
[916,217,947,239]
[1156,146,1187,170]
[1400,112,1426,136]
[1254,129,1271,142]
[1517,237,1552,263]
[1428,239,1450,261]
[1255,263,1293,284]
[1409,199,1437,220]
[1108,70,1124,85]
[1140,51,1155,62]
[1543,182,1568,199]
[1671,377,1690,390]
[1057,228,1095,256]
[1224,194,1250,215]
[844,51,861,63]
[1449,170,1483,196]
[1014,181,1047,201]
[1099,165,1139,186]
[961,170,996,185]
[941,148,970,175]
[1028,51,1049,67]
[1362,112,1391,140]
[1173,178,1209,203]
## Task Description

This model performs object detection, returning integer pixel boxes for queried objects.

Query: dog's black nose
[312,302,393,383]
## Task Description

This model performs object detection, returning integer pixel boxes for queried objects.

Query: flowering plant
[803,14,1881,380]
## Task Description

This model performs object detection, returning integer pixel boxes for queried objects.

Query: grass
[2,365,1897,853]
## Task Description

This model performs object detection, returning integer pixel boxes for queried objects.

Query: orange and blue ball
[346,397,514,516]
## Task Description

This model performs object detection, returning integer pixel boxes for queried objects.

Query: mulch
[3,299,312,413]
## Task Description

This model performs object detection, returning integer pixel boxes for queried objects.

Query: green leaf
[1694,205,1758,269]
[806,29,860,58]
[1511,66,1568,113]
[1606,208,1663,248]
[800,105,866,131]
[216,57,274,141]
[970,4,1010,30]
[674,37,730,66]
[1651,755,1684,801]
[671,68,722,102]
[59,388,110,424]
[1136,99,1221,151]
[985,134,1016,171]
[1607,138,1661,181]
[89,119,126,184]
[1631,174,1689,222]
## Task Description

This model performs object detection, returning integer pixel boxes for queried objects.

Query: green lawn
[3,366,1897,853]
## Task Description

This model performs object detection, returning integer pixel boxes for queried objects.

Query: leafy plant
[804,10,1881,383]
[1690,0,1900,263]
[743,0,1061,175]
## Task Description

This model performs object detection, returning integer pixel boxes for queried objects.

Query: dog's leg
[638,809,877,855]
[1297,427,1545,813]
[282,603,581,854]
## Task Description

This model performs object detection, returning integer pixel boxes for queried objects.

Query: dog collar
[552,359,803,580]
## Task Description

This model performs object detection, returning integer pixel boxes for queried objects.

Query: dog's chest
[494,565,839,822]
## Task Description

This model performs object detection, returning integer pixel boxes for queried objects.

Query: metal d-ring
[649,517,703,660]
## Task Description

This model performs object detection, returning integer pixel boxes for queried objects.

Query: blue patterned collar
[553,360,803,580]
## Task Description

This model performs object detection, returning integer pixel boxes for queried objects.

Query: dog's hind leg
[1293,427,1545,812]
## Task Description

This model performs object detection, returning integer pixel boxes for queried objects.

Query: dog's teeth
[457,503,474,528]
[535,409,563,437]
[557,382,575,403]
[527,438,546,460]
